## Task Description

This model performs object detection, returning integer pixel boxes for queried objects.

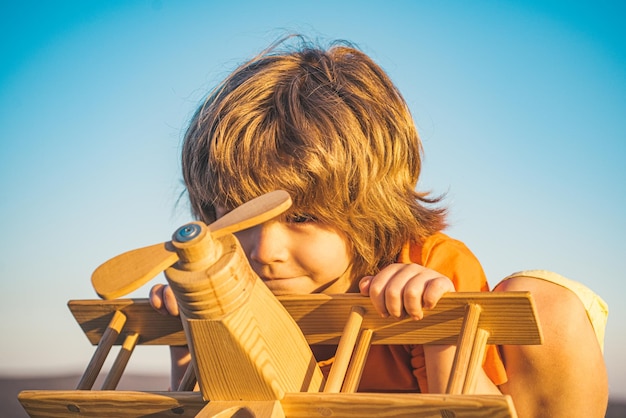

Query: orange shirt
[315,232,507,393]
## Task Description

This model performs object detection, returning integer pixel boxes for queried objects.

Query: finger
[367,268,399,318]
[359,276,372,295]
[162,285,180,317]
[402,276,426,320]
[422,276,455,310]
[382,268,420,319]
[149,284,166,314]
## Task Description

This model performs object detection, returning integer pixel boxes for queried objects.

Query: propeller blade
[92,242,179,300]
[91,190,292,300]
[209,190,292,238]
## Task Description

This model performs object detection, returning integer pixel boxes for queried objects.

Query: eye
[287,213,317,224]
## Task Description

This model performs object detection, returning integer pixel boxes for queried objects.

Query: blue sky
[1,0,625,399]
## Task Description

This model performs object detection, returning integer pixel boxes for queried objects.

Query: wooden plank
[68,299,186,346]
[19,390,517,418]
[281,292,541,345]
[18,390,206,418]
[280,392,518,418]
[68,292,541,347]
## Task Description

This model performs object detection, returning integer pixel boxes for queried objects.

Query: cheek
[303,234,352,274]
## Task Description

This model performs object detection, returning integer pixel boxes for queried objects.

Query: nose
[239,220,289,266]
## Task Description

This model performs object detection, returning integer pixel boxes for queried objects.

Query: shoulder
[400,232,489,292]
[421,232,476,260]
[400,232,475,264]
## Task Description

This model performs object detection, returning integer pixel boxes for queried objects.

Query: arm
[359,262,460,392]
[419,234,506,391]
[360,234,506,393]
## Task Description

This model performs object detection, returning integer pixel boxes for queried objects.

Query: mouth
[260,276,295,282]
[259,276,281,281]
[258,275,307,294]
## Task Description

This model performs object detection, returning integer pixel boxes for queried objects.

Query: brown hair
[182,36,446,280]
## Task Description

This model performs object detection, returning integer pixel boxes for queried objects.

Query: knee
[494,274,562,296]
[495,275,590,345]
[494,274,548,297]
[496,276,608,417]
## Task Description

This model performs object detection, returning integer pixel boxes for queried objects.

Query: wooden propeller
[91,190,292,300]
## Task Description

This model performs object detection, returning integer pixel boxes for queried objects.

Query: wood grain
[280,392,518,418]
[446,303,481,394]
[323,306,365,393]
[69,292,541,348]
[91,242,179,300]
[18,391,517,418]
[168,235,324,402]
[76,310,126,390]
[18,390,206,418]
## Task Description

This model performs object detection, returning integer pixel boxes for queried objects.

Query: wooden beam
[18,390,206,418]
[280,392,518,418]
[68,292,541,348]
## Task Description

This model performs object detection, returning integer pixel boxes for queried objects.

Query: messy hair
[182,36,446,280]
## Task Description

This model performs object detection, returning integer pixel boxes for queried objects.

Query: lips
[257,270,302,282]
[260,276,291,281]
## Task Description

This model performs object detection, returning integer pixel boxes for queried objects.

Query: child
[150,36,608,417]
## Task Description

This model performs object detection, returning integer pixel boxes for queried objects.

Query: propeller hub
[174,223,202,242]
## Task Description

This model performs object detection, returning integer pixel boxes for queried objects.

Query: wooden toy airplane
[18,191,542,418]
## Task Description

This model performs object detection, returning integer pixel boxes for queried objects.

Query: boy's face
[216,207,355,295]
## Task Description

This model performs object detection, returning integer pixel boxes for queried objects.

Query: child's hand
[149,283,180,316]
[359,263,454,320]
